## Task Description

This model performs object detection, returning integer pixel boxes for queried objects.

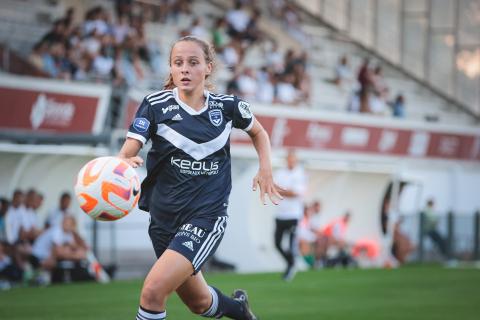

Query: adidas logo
[172,114,183,121]
[182,241,194,251]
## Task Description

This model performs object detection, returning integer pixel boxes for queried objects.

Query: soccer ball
[75,156,141,221]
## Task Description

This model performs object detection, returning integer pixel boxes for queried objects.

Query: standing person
[119,36,282,320]
[273,149,307,281]
[423,198,447,258]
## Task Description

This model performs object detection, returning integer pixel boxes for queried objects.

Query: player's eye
[189,60,199,66]
[174,60,182,66]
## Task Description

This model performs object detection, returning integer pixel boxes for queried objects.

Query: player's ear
[205,62,213,76]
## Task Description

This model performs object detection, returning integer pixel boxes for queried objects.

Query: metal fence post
[447,211,454,260]
[474,210,480,261]
[419,211,425,262]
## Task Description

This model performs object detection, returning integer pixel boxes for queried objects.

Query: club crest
[208,109,223,126]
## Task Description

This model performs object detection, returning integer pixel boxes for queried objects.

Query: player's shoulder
[209,92,251,111]
[144,89,174,106]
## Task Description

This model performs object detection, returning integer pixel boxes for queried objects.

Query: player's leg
[283,219,298,280]
[274,219,289,263]
[137,249,193,320]
[176,271,257,320]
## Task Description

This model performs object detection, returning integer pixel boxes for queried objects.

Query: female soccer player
[118,36,282,320]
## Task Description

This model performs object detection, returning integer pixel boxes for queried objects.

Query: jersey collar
[172,87,210,115]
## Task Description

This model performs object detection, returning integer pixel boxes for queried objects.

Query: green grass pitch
[1,266,479,319]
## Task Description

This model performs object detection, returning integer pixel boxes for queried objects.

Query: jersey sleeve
[126,98,154,145]
[232,97,255,131]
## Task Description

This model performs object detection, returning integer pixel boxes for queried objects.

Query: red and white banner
[0,75,111,134]
[125,91,480,162]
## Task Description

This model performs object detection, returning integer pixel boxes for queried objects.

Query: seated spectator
[28,42,48,71]
[256,67,275,104]
[221,39,243,69]
[237,67,257,101]
[226,1,251,39]
[211,17,231,50]
[30,215,87,284]
[189,17,209,41]
[46,192,73,229]
[21,189,42,244]
[334,55,353,87]
[0,241,23,287]
[297,201,324,267]
[276,73,299,105]
[317,211,352,266]
[390,94,406,118]
[92,46,115,80]
[0,198,9,241]
[5,190,26,246]
[264,41,284,73]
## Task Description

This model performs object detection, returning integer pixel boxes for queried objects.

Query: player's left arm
[247,119,284,205]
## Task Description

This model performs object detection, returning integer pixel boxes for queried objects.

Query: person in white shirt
[46,192,72,229]
[273,150,307,281]
[31,215,87,272]
[21,189,42,243]
[5,190,26,245]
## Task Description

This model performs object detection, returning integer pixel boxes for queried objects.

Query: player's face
[170,41,212,94]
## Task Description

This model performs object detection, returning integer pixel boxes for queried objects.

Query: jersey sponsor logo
[171,156,219,176]
[209,100,224,109]
[238,101,252,119]
[162,104,180,114]
[133,117,150,132]
[209,109,223,126]
[172,114,183,121]
[182,241,194,251]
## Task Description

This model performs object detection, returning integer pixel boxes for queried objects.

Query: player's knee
[186,295,211,315]
[141,281,169,306]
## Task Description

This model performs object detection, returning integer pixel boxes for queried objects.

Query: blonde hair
[163,36,216,90]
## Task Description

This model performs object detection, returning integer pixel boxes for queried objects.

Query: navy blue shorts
[148,215,228,274]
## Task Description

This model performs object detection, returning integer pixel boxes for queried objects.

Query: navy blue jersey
[127,88,254,232]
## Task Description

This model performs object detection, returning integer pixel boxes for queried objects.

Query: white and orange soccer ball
[74,156,141,221]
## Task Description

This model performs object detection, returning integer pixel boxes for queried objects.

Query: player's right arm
[118,97,154,168]
[118,138,143,168]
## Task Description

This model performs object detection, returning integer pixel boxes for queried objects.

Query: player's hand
[252,170,284,205]
[119,156,144,168]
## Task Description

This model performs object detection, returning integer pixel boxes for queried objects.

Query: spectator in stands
[237,67,257,101]
[334,55,353,88]
[28,42,48,72]
[357,57,373,92]
[220,39,243,68]
[226,1,251,40]
[113,15,134,45]
[423,198,448,258]
[41,19,69,45]
[264,41,284,73]
[46,192,73,229]
[256,67,276,104]
[0,198,9,241]
[244,7,263,44]
[211,17,230,50]
[390,94,406,118]
[189,17,209,41]
[92,46,115,80]
[273,150,308,281]
[276,73,299,105]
